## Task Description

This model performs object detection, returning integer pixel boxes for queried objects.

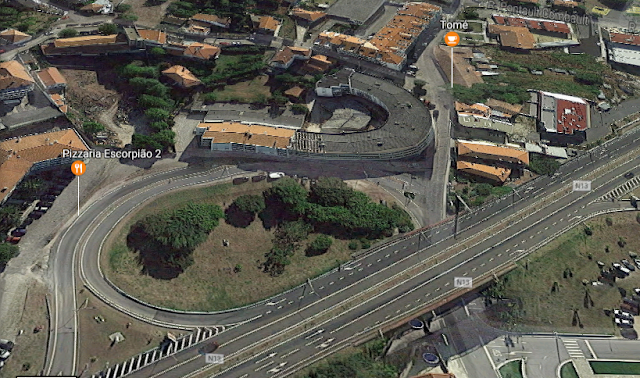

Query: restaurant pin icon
[72,160,86,216]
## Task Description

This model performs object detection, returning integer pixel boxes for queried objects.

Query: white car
[615,318,633,327]
[317,338,335,349]
[613,263,630,275]
[267,367,281,374]
[277,362,288,367]
[634,288,640,295]
[614,309,634,320]
[0,349,9,359]
[268,172,285,179]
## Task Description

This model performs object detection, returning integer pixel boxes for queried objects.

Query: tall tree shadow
[126,222,192,280]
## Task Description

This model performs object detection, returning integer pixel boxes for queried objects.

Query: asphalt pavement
[54,123,640,378]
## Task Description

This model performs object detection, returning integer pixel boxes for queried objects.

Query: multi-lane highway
[46,125,640,378]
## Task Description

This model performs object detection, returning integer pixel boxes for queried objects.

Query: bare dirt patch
[212,75,273,103]
[126,0,177,28]
[62,69,120,118]
[345,179,399,206]
[0,280,48,378]
[103,181,357,312]
[77,288,171,376]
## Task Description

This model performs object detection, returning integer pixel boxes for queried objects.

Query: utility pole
[554,332,561,363]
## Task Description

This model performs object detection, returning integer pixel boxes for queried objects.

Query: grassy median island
[484,212,640,334]
[590,361,640,374]
[104,177,413,311]
[498,360,524,378]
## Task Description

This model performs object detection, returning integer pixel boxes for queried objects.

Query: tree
[307,235,332,256]
[150,121,171,131]
[274,221,311,250]
[98,23,118,35]
[119,13,138,21]
[132,133,162,150]
[83,121,105,135]
[529,155,560,176]
[151,130,176,149]
[145,108,170,121]
[0,206,21,233]
[149,47,166,56]
[290,104,308,115]
[475,183,492,197]
[0,243,19,265]
[139,95,173,110]
[115,3,131,12]
[310,177,354,207]
[266,177,308,210]
[575,71,603,86]
[233,194,265,214]
[59,28,78,38]
[414,79,426,88]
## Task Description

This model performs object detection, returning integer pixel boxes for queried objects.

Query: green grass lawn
[104,181,372,311]
[210,74,272,103]
[499,360,524,378]
[560,362,579,378]
[478,47,613,100]
[590,361,640,375]
[487,212,640,334]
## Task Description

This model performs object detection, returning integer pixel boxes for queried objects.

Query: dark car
[0,340,14,352]
[625,172,635,179]
[42,195,56,202]
[20,219,33,227]
[11,229,26,237]
[251,175,266,182]
[232,177,249,185]
[28,211,43,219]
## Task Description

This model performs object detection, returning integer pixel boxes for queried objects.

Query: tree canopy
[0,243,19,266]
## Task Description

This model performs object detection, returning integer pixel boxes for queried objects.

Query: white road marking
[255,361,274,371]
[281,349,299,359]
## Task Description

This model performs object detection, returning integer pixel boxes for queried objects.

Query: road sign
[71,160,86,176]
[454,277,473,288]
[572,180,591,192]
[205,353,224,364]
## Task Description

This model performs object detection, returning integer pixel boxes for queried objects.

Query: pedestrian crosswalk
[562,339,585,359]
[596,176,640,201]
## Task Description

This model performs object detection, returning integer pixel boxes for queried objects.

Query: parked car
[268,172,285,179]
[11,229,26,237]
[20,219,33,227]
[0,340,13,352]
[635,259,640,269]
[4,236,20,244]
[29,211,43,219]
[614,309,635,320]
[0,349,9,359]
[42,195,56,202]
[634,288,640,296]
[251,175,266,182]
[622,259,636,271]
[613,262,630,275]
[232,177,249,185]
[615,318,634,328]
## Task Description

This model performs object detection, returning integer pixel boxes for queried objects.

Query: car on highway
[267,367,282,374]
[614,309,634,320]
[317,338,334,348]
[622,259,636,271]
[615,318,634,328]
[625,172,635,179]
[0,340,13,352]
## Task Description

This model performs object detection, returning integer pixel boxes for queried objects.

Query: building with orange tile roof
[315,2,440,70]
[488,24,536,50]
[292,8,326,24]
[457,139,529,165]
[53,34,118,48]
[162,65,201,88]
[257,16,281,35]
[433,45,483,88]
[0,129,89,204]
[457,160,511,182]
[197,122,296,156]
[492,14,571,37]
[183,42,220,60]
[302,54,333,73]
[0,29,32,45]
[0,60,35,101]
[410,372,456,378]
[270,46,312,69]
[191,13,231,28]
[37,67,66,91]
[136,28,167,45]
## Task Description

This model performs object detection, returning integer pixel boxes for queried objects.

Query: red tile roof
[556,98,588,134]
[610,32,640,46]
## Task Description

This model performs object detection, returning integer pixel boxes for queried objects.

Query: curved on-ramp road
[47,125,640,377]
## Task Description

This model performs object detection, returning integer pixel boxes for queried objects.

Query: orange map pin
[71,160,86,176]
[444,31,460,47]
